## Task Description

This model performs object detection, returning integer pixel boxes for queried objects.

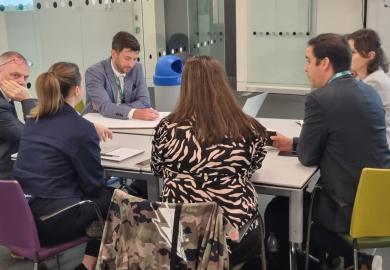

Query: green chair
[340,168,390,270]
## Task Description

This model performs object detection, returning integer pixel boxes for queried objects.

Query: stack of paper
[101,148,144,162]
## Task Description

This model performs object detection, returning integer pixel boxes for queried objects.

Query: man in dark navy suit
[0,51,35,180]
[0,51,112,180]
[268,33,390,269]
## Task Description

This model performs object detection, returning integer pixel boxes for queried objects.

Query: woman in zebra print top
[151,55,267,269]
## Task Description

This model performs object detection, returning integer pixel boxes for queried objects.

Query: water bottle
[266,232,279,263]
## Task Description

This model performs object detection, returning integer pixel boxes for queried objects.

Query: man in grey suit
[0,51,36,180]
[267,33,390,269]
[84,31,159,120]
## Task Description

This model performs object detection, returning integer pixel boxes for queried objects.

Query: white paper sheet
[101,148,144,162]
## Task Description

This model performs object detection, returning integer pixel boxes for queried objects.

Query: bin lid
[153,55,182,86]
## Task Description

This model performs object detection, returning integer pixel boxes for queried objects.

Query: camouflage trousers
[96,189,237,270]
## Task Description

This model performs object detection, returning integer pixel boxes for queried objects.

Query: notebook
[101,148,144,162]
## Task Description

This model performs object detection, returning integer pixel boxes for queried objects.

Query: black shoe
[358,253,382,270]
[38,262,48,270]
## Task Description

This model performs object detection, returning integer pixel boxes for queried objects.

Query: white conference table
[97,117,318,270]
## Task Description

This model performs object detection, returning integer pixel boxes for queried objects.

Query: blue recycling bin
[153,55,183,111]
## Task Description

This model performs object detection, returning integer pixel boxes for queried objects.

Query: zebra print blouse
[151,118,267,231]
[151,119,266,229]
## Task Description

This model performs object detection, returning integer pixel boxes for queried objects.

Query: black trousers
[29,187,114,257]
[264,195,354,270]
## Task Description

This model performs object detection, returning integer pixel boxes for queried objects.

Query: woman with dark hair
[348,29,390,143]
[151,55,267,269]
[14,62,114,270]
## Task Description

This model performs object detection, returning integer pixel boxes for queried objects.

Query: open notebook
[101,148,144,162]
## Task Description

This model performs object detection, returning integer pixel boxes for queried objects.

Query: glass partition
[242,0,314,90]
[1,1,135,95]
[163,0,225,66]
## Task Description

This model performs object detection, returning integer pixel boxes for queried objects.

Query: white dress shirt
[111,61,136,119]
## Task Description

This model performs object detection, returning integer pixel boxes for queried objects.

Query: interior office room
[0,0,390,269]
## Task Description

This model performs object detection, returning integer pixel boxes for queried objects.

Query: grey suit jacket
[84,58,150,119]
[0,93,36,179]
[296,75,390,232]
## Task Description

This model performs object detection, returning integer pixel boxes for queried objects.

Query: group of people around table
[0,28,390,270]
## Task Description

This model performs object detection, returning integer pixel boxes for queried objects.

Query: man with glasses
[0,51,36,180]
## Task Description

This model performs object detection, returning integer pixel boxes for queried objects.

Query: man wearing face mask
[0,51,36,180]
[84,31,159,120]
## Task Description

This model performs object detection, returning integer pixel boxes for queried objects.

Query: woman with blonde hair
[151,55,267,269]
[14,62,113,270]
[348,29,390,144]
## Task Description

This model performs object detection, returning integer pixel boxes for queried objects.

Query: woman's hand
[93,122,113,142]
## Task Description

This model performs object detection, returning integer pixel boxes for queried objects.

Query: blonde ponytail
[30,62,81,120]
[30,72,63,120]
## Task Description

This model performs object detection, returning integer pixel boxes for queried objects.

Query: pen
[296,120,303,126]
[101,153,120,157]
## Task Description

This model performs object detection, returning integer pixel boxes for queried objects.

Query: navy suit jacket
[296,75,390,232]
[84,58,150,119]
[0,92,36,179]
[14,103,105,199]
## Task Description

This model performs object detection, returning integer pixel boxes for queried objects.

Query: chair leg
[258,216,267,270]
[56,254,62,270]
[353,248,358,270]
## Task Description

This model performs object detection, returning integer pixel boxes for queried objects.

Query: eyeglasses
[0,57,33,68]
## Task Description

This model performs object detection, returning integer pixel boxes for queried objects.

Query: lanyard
[114,76,125,103]
[328,70,352,84]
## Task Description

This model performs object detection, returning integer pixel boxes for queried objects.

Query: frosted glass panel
[3,1,134,96]
[194,0,225,66]
[0,0,33,11]
[246,0,313,87]
[164,0,225,66]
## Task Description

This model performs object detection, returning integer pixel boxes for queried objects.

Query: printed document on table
[101,148,144,162]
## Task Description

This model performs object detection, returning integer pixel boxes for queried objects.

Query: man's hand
[93,122,113,142]
[0,80,31,101]
[133,108,159,121]
[271,132,293,151]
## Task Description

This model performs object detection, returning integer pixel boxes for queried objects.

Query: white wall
[0,13,8,52]
[368,0,390,74]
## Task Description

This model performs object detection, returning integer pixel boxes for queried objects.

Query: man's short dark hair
[308,33,351,73]
[112,31,140,52]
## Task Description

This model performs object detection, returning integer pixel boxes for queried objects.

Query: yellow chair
[340,168,390,270]
[74,100,85,113]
